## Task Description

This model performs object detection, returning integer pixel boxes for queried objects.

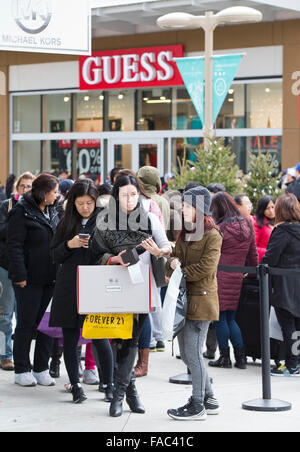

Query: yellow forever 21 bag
[82,313,134,340]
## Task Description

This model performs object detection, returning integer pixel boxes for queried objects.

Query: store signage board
[0,0,91,55]
[79,46,184,90]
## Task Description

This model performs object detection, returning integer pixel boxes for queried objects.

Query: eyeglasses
[19,184,32,190]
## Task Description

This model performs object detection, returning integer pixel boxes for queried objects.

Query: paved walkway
[0,342,299,432]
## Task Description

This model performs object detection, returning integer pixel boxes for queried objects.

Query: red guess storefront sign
[79,45,184,90]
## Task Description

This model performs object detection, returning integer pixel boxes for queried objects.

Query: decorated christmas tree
[170,137,242,195]
[244,149,282,209]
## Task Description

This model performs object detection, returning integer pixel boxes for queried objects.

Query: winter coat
[217,218,258,312]
[0,197,18,270]
[49,208,101,329]
[166,227,223,322]
[253,215,274,262]
[286,177,300,202]
[261,222,300,318]
[7,193,59,285]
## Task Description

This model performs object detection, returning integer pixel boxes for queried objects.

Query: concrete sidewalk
[0,341,299,432]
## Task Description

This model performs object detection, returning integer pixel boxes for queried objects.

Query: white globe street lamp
[157,7,263,148]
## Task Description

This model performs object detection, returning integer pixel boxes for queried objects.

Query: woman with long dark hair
[7,173,60,387]
[262,194,300,377]
[209,192,258,370]
[49,179,114,403]
[92,174,171,417]
[166,186,223,421]
[253,195,276,262]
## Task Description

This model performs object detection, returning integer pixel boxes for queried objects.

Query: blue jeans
[214,311,244,350]
[0,267,16,360]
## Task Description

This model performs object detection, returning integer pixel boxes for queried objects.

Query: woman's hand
[15,281,27,288]
[170,258,181,270]
[141,237,162,258]
[67,235,90,249]
[109,250,129,267]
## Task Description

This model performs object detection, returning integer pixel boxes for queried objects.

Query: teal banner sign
[176,53,244,126]
[175,57,205,126]
[212,54,244,125]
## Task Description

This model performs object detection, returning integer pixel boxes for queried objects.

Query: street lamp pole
[203,12,216,150]
[157,7,263,150]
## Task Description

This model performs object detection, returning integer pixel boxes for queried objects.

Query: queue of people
[1,164,300,423]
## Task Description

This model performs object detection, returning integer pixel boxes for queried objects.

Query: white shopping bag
[161,267,183,341]
[269,307,283,342]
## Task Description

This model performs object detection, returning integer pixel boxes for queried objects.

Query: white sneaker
[83,369,99,385]
[15,372,37,387]
[33,370,56,386]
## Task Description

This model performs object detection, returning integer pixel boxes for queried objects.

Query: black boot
[49,358,61,379]
[126,371,145,414]
[234,346,247,370]
[110,346,139,418]
[104,383,114,403]
[209,348,232,368]
[71,384,87,404]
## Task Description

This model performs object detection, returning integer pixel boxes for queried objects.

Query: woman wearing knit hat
[166,186,223,421]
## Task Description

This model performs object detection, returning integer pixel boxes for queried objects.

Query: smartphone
[79,233,90,240]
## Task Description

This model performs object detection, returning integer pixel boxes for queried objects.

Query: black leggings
[62,327,114,386]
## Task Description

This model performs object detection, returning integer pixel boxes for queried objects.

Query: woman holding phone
[49,179,114,404]
[92,174,171,417]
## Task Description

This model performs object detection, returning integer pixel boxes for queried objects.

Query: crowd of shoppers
[1,160,300,422]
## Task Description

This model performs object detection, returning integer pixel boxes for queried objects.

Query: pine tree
[170,137,242,195]
[244,149,281,209]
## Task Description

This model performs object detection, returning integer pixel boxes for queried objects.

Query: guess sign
[79,45,184,90]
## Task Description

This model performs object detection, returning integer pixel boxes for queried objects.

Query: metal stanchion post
[242,264,292,412]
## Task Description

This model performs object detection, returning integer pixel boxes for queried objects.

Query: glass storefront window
[13,141,41,175]
[43,93,72,133]
[247,82,282,128]
[75,91,104,132]
[171,135,281,178]
[13,96,41,133]
[216,84,245,129]
[108,89,135,132]
[171,137,204,173]
[136,88,171,131]
[173,87,201,131]
[42,139,102,181]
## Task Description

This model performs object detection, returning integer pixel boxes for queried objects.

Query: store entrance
[108,138,164,175]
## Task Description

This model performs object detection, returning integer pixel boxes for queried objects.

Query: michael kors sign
[0,0,91,55]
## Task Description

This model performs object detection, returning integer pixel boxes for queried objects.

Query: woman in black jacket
[49,179,114,404]
[261,193,300,377]
[7,173,59,387]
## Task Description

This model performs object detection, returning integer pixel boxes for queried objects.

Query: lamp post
[157,7,263,149]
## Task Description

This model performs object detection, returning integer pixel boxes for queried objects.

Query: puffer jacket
[217,217,258,312]
[253,215,274,262]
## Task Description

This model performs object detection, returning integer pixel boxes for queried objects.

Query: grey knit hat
[183,186,212,217]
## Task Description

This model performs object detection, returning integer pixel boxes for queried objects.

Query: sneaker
[204,396,220,415]
[156,341,165,352]
[150,346,157,352]
[83,369,99,385]
[32,370,56,386]
[71,384,87,404]
[167,398,207,421]
[271,364,300,377]
[15,372,37,387]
